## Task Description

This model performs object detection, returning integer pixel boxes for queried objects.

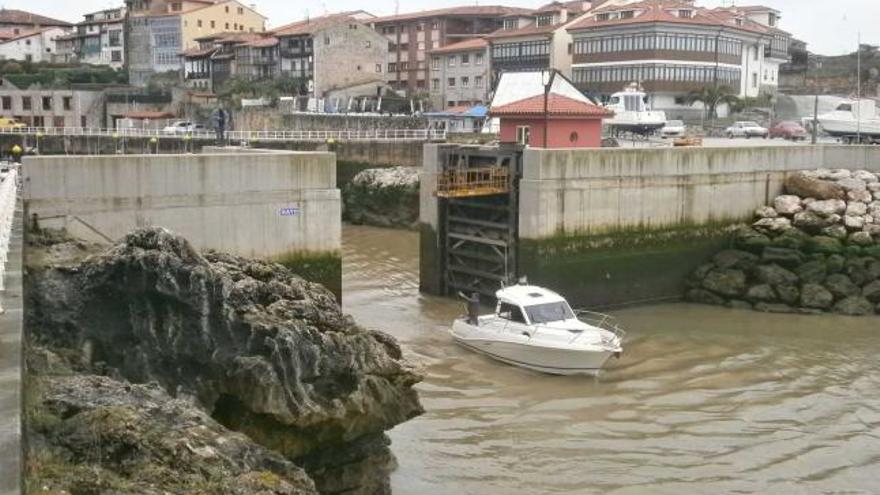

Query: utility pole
[811,93,818,145]
[856,32,862,143]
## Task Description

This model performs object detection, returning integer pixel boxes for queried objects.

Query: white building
[61,7,126,68]
[0,27,68,63]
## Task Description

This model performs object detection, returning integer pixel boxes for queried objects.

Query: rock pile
[26,228,423,493]
[687,169,880,316]
[343,166,420,229]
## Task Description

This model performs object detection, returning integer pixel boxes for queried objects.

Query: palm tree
[687,85,740,124]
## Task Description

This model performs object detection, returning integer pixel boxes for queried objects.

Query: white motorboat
[450,284,625,376]
[603,83,667,136]
[817,100,880,142]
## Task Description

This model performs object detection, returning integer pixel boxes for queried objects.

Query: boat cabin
[495,285,576,326]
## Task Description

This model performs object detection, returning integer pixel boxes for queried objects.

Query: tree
[687,85,740,122]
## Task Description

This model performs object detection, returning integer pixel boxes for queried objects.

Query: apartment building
[428,38,491,110]
[370,6,530,95]
[567,0,791,117]
[0,28,68,63]
[54,8,126,68]
[126,0,266,86]
[0,78,104,127]
[488,1,592,86]
[182,32,260,91]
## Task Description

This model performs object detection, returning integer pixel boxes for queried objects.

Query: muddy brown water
[342,225,880,495]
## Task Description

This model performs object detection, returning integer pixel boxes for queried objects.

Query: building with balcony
[126,0,267,86]
[181,32,261,91]
[273,12,387,100]
[487,1,592,86]
[428,37,491,110]
[54,8,126,68]
[370,5,530,96]
[567,0,790,119]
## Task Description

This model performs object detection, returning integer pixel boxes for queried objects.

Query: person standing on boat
[460,292,481,325]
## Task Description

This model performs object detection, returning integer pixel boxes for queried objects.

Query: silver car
[725,121,769,139]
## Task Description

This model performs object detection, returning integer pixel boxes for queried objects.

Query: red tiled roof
[181,46,217,57]
[487,23,558,39]
[241,36,278,47]
[271,12,358,37]
[370,5,531,24]
[0,8,72,27]
[535,1,590,14]
[491,93,612,118]
[0,27,58,44]
[567,0,768,34]
[429,37,488,54]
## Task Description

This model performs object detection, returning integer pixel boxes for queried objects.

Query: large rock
[26,228,424,491]
[853,170,879,183]
[734,227,772,253]
[753,217,792,235]
[712,250,759,271]
[772,229,811,250]
[754,264,799,286]
[863,280,880,303]
[30,373,318,495]
[796,259,828,284]
[754,206,779,219]
[849,231,874,247]
[833,296,875,316]
[761,246,803,268]
[773,195,803,216]
[807,199,847,217]
[821,224,849,240]
[827,254,846,274]
[784,172,846,201]
[686,288,726,306]
[869,182,880,192]
[837,177,868,191]
[343,166,420,229]
[821,169,852,181]
[824,273,861,299]
[846,202,868,216]
[848,189,874,203]
[745,284,777,303]
[845,215,867,231]
[775,285,800,306]
[806,236,844,255]
[702,269,747,297]
[793,211,839,233]
[800,283,834,310]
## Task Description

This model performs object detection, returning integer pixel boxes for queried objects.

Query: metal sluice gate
[435,146,522,300]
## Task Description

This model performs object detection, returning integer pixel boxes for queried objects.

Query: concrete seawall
[0,206,23,495]
[23,152,343,295]
[518,145,880,307]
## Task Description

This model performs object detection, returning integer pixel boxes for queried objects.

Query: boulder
[846,202,868,216]
[702,269,747,297]
[754,206,779,219]
[775,284,800,305]
[824,273,861,298]
[849,231,874,247]
[806,236,844,255]
[754,303,795,314]
[794,211,839,233]
[772,229,811,250]
[761,246,804,268]
[837,177,868,191]
[865,245,880,258]
[692,263,716,281]
[785,172,846,200]
[869,182,880,192]
[773,195,803,216]
[833,296,875,316]
[712,250,759,271]
[800,283,834,310]
[820,225,849,240]
[845,215,866,231]
[822,169,853,181]
[754,264,799,286]
[734,227,772,253]
[807,199,847,217]
[753,217,792,235]
[846,257,875,286]
[686,288,726,306]
[853,170,879,183]
[867,224,880,237]
[746,284,777,303]
[848,189,874,203]
[827,254,846,274]
[796,259,828,284]
[863,280,880,303]
[867,260,880,281]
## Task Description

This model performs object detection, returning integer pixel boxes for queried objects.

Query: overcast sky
[7,0,875,55]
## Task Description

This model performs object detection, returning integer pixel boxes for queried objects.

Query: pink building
[492,93,611,148]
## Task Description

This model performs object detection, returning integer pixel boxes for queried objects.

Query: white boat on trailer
[450,283,625,376]
[603,83,667,137]
[816,100,880,143]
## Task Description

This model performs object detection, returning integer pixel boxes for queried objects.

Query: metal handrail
[574,309,627,340]
[0,126,447,143]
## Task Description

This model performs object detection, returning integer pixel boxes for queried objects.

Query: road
[615,136,845,149]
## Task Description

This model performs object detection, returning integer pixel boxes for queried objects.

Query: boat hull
[818,118,880,137]
[450,332,617,376]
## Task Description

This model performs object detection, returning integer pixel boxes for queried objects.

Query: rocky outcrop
[342,167,419,229]
[26,228,423,494]
[687,169,880,316]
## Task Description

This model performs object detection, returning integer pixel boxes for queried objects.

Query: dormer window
[504,18,518,30]
[678,9,692,18]
[735,18,743,26]
[620,10,635,19]
[536,14,554,27]
[595,13,611,21]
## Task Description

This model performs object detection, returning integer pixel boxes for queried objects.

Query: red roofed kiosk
[490,70,613,148]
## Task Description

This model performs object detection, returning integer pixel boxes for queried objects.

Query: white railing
[0,126,447,143]
[0,166,18,291]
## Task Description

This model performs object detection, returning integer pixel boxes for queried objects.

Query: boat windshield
[525,302,575,324]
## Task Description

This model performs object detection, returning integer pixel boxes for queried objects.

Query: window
[25,39,31,46]
[1,97,10,110]
[461,53,470,65]
[620,10,635,19]
[536,14,553,27]
[504,19,517,30]
[569,131,579,143]
[475,76,483,88]
[418,41,425,51]
[448,77,455,87]
[111,51,122,62]
[475,53,483,65]
[22,97,31,110]
[525,302,574,324]
[431,21,439,30]
[53,116,65,127]
[516,125,530,145]
[416,23,424,31]
[225,23,230,29]
[365,41,371,48]
[42,96,52,111]
[376,64,382,73]
[388,62,397,72]
[81,116,87,127]
[225,5,230,13]
[400,61,408,70]
[211,20,215,28]
[63,96,72,110]
[448,56,455,67]
[678,9,692,18]
[432,78,440,90]
[752,73,758,88]
[108,30,121,46]
[432,57,439,70]
[170,2,181,11]
[197,19,203,28]
[461,76,469,87]
[238,7,244,14]
[498,303,527,323]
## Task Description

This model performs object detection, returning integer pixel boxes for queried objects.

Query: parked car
[0,117,25,130]
[163,121,206,134]
[769,121,808,140]
[661,120,686,138]
[725,121,769,139]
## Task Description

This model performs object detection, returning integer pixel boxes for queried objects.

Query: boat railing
[574,310,627,340]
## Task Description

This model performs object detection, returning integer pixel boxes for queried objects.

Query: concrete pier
[0,206,23,495]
